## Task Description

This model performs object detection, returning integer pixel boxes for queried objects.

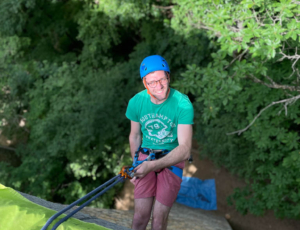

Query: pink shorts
[133,152,184,207]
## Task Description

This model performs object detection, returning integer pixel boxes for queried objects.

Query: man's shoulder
[129,89,148,102]
[126,89,148,121]
[170,89,194,124]
[170,88,193,107]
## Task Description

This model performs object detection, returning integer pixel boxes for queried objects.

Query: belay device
[41,148,182,230]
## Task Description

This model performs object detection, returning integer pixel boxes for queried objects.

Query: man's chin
[155,94,167,101]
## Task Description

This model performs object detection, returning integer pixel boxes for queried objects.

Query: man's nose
[157,80,164,88]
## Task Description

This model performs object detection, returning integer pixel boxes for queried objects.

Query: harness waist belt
[139,147,183,179]
[139,147,169,159]
[168,166,183,179]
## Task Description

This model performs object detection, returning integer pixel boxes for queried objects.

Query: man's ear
[142,77,147,88]
[167,72,171,83]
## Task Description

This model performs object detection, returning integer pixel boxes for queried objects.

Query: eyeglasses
[146,77,169,88]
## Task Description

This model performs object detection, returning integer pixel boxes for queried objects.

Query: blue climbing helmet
[140,55,170,79]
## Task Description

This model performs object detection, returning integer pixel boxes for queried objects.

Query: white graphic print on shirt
[140,113,175,145]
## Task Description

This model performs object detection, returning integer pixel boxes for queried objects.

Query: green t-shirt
[126,88,194,150]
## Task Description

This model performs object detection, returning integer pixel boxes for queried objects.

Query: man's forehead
[145,71,166,81]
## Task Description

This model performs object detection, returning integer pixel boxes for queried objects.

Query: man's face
[144,71,170,102]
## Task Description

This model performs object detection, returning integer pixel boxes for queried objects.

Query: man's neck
[151,97,167,104]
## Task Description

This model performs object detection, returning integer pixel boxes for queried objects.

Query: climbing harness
[128,147,183,179]
[41,147,182,230]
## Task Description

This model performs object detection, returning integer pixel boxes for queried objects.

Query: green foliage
[172,0,300,121]
[171,0,300,219]
[1,0,300,219]
[0,0,136,207]
[0,0,210,208]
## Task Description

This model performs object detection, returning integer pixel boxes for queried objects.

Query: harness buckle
[139,147,169,159]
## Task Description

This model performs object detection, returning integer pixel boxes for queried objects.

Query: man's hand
[130,161,154,184]
[133,161,154,178]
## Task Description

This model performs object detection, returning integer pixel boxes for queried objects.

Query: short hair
[145,71,169,80]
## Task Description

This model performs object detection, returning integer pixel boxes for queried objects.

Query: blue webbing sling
[127,147,183,179]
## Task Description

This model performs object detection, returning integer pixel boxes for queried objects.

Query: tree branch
[153,5,174,10]
[278,48,300,78]
[187,14,221,38]
[278,50,300,62]
[224,49,248,69]
[227,94,300,135]
[0,145,16,151]
[248,74,300,92]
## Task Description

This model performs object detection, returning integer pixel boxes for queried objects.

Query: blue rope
[42,148,171,230]
[51,176,124,230]
[41,174,122,230]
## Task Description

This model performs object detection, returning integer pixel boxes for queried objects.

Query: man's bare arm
[129,120,142,159]
[134,124,192,178]
[151,124,192,170]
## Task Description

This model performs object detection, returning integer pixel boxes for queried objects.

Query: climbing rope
[42,148,184,230]
[41,149,157,230]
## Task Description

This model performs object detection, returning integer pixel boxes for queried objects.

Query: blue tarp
[176,177,217,210]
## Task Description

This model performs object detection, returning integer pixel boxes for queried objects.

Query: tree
[0,0,210,207]
[1,0,299,218]
[172,0,300,126]
[171,0,300,218]
[0,0,135,206]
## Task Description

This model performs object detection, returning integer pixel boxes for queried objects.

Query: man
[125,55,194,230]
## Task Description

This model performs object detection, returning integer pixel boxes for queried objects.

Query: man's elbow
[129,135,135,144]
[129,133,141,143]
[181,144,191,161]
